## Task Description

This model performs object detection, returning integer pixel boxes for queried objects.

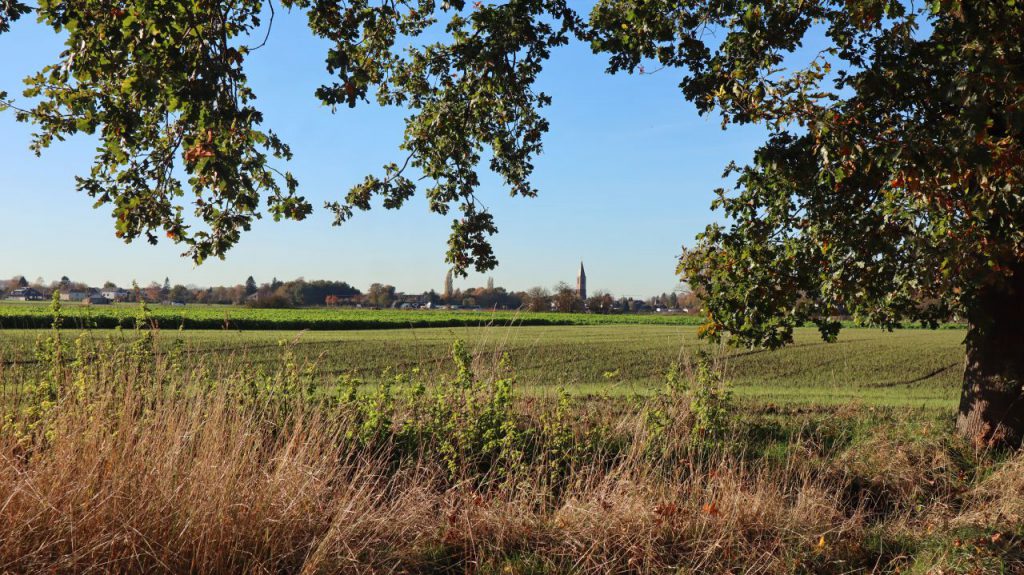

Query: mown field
[0,301,707,330]
[0,323,966,407]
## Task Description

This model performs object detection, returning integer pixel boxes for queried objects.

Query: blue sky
[0,7,771,297]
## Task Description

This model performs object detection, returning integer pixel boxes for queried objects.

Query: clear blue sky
[0,7,772,297]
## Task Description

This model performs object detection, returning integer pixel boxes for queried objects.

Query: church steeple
[576,261,587,301]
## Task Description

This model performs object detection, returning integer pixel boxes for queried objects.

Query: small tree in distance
[552,282,582,313]
[524,287,551,313]
[587,291,615,314]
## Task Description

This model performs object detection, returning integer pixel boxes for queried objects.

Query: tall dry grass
[0,328,1020,574]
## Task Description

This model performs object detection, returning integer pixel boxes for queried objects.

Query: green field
[7,312,1017,574]
[0,324,966,408]
[0,301,706,330]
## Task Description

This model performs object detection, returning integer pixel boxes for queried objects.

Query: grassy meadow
[2,307,1021,573]
[1,324,965,406]
[0,301,708,330]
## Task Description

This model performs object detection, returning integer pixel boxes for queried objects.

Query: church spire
[576,261,587,301]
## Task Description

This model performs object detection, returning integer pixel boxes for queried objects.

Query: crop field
[0,301,708,330]
[0,323,966,408]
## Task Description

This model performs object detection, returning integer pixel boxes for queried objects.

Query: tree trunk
[956,269,1024,448]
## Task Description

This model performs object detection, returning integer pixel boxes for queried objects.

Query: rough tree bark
[956,264,1024,448]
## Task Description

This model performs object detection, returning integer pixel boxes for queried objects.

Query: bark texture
[957,267,1024,448]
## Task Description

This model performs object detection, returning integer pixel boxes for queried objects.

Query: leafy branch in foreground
[4,0,310,263]
[304,0,581,275]
[0,0,30,34]
[2,0,581,274]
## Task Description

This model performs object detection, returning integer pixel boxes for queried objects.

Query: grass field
[0,301,707,330]
[1,324,966,407]
[3,318,1021,574]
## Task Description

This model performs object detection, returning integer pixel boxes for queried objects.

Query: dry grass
[0,335,1020,574]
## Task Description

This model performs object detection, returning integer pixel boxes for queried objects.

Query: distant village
[1,263,701,314]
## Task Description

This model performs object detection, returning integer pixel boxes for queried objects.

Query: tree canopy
[670,1,1024,350]
[3,0,1023,443]
[2,0,582,272]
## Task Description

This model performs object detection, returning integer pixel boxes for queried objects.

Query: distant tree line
[1,274,703,314]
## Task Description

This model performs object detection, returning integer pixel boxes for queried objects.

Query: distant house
[6,287,45,301]
[60,290,89,302]
[84,295,111,305]
[101,289,130,302]
[390,293,430,309]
